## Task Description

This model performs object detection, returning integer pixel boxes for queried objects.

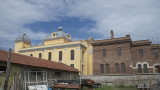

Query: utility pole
[4,48,12,90]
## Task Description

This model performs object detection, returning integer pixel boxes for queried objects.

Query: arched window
[82,51,84,61]
[138,64,142,73]
[100,64,104,74]
[71,50,74,60]
[59,51,62,61]
[30,54,33,56]
[106,64,109,73]
[143,64,148,73]
[39,53,42,58]
[121,63,125,73]
[48,52,52,61]
[115,63,119,73]
[154,52,158,59]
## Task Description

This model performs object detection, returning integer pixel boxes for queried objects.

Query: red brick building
[91,30,160,75]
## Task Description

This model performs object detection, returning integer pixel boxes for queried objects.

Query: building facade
[0,49,79,89]
[14,27,93,75]
[92,30,160,75]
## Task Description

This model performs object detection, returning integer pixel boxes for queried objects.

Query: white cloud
[66,0,160,40]
[0,0,160,49]
[0,0,65,49]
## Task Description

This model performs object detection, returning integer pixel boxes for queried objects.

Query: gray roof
[15,33,31,43]
[44,27,69,41]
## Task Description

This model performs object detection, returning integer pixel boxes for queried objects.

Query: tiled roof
[0,50,79,72]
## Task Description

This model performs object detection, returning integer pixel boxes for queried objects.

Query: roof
[91,36,131,45]
[44,27,70,41]
[132,40,151,46]
[152,44,160,49]
[0,50,79,72]
[15,33,31,43]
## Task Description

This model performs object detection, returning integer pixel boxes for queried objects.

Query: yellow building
[14,27,93,75]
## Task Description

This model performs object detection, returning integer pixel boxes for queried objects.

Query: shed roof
[0,50,79,72]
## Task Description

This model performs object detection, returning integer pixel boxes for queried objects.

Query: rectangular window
[70,64,74,68]
[139,49,143,58]
[102,48,106,57]
[117,47,121,56]
[154,52,158,59]
[0,66,6,74]
[55,72,61,77]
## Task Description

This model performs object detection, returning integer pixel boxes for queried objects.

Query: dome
[44,27,70,41]
[15,33,31,43]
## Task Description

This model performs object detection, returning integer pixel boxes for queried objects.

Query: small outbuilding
[0,49,79,90]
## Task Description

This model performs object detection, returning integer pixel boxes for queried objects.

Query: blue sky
[0,0,160,50]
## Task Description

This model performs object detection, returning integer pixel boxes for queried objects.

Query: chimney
[110,30,114,39]
[126,34,130,38]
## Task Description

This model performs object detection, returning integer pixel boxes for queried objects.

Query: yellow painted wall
[44,38,71,45]
[15,37,93,75]
[14,42,30,53]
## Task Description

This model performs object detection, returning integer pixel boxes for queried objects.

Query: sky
[0,0,160,50]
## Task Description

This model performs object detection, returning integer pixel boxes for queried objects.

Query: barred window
[70,64,74,68]
[100,64,104,74]
[143,64,148,73]
[115,63,119,73]
[138,64,142,73]
[154,52,158,59]
[117,47,121,56]
[59,51,62,61]
[39,53,42,58]
[106,64,109,73]
[102,48,106,57]
[139,49,143,58]
[121,63,125,73]
[48,52,52,61]
[71,50,74,60]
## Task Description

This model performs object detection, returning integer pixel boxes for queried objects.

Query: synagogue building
[14,27,93,75]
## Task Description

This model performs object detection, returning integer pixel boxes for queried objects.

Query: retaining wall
[81,74,160,86]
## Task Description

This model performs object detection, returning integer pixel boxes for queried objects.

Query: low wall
[81,74,160,86]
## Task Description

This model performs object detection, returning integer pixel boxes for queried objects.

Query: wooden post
[4,48,12,90]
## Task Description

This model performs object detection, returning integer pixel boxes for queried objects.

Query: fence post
[4,48,12,90]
